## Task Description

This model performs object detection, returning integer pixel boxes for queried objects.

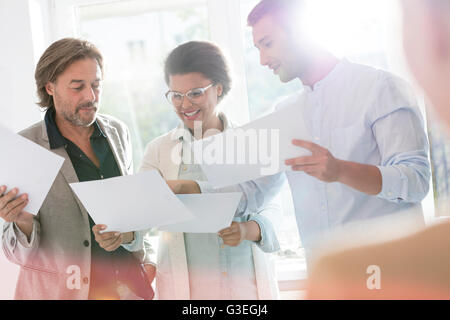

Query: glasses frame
[165,83,215,107]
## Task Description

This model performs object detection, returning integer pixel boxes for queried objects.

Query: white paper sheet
[69,170,195,233]
[0,124,65,215]
[159,192,243,233]
[192,100,312,187]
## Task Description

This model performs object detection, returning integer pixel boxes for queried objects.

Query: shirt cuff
[248,215,280,253]
[13,222,36,249]
[376,165,407,203]
[195,180,215,194]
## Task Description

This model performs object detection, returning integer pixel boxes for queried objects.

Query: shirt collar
[44,108,106,150]
[304,58,348,92]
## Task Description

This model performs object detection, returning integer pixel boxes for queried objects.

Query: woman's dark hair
[164,41,232,102]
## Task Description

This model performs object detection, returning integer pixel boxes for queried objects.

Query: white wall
[0,0,51,299]
[0,0,45,131]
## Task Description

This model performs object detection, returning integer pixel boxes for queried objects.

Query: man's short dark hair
[35,38,103,110]
[247,0,304,31]
[164,41,231,102]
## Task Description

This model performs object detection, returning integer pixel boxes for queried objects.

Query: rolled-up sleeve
[196,172,286,216]
[372,76,431,204]
[248,202,281,253]
[2,219,40,265]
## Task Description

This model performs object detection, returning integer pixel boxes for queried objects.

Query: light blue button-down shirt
[277,59,430,255]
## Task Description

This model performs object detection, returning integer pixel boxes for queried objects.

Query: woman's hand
[218,221,262,247]
[166,180,201,194]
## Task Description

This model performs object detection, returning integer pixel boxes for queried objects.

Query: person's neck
[300,51,340,88]
[55,113,94,143]
[191,114,224,140]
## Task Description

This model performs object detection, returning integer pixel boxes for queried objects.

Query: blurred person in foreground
[307,0,450,299]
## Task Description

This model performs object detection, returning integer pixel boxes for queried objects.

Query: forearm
[337,160,382,195]
[3,219,40,266]
[168,180,201,194]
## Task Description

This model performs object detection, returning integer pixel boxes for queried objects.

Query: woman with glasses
[139,41,283,300]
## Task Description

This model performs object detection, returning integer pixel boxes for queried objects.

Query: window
[76,0,210,170]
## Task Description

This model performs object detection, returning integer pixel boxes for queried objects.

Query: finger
[217,227,230,235]
[3,194,28,216]
[0,188,19,210]
[218,221,238,235]
[292,139,322,152]
[292,165,319,172]
[221,233,239,243]
[222,239,238,247]
[218,228,236,237]
[4,200,29,222]
[96,231,120,242]
[103,235,123,252]
[97,233,119,248]
[0,186,6,197]
[99,235,120,249]
[285,156,319,166]
[92,224,107,235]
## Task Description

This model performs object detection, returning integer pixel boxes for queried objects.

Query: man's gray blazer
[2,114,150,299]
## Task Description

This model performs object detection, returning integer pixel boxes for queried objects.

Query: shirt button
[100,175,104,179]
[83,277,89,284]
[321,205,326,210]
[83,240,89,247]
[183,167,187,171]
[222,272,227,277]
[220,244,225,249]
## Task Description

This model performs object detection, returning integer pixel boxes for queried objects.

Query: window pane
[77,1,209,171]
[240,0,301,121]
[240,0,303,263]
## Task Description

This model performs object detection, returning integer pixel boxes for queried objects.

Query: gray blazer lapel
[39,122,90,223]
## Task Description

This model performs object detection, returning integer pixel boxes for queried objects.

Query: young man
[0,38,154,299]
[307,0,450,299]
[248,0,431,261]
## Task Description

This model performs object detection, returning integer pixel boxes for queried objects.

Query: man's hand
[0,186,34,239]
[285,139,342,182]
[92,224,124,252]
[286,139,382,195]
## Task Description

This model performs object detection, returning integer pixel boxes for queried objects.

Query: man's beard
[55,90,99,127]
[61,102,98,127]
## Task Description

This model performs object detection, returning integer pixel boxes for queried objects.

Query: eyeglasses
[165,83,215,107]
